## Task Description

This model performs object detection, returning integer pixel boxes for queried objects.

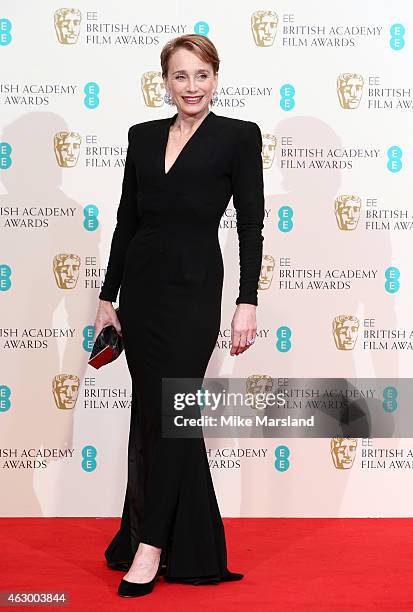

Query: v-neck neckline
[162,110,215,177]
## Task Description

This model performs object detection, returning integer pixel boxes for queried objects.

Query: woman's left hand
[230,304,257,356]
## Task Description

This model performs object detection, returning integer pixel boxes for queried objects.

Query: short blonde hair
[160,34,220,78]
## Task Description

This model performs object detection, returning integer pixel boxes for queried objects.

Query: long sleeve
[231,121,265,306]
[99,125,140,302]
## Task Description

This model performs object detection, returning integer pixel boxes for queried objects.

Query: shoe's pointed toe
[222,569,244,581]
[118,576,157,597]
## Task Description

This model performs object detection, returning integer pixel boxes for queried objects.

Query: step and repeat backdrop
[1,1,413,517]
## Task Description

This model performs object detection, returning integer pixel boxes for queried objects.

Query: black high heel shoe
[118,556,162,598]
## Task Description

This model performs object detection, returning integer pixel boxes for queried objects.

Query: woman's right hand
[93,300,122,342]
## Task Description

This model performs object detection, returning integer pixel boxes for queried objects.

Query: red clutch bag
[88,307,124,369]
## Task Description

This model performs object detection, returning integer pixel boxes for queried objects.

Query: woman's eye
[175,74,208,80]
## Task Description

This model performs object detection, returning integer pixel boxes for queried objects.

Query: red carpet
[2,517,413,611]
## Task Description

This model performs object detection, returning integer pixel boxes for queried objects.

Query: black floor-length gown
[98,110,264,583]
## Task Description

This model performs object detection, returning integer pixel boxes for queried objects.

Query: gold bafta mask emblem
[330,437,357,469]
[262,133,277,169]
[251,11,278,47]
[54,131,82,167]
[53,253,81,289]
[141,71,165,108]
[332,315,359,351]
[337,73,364,109]
[259,255,275,290]
[334,195,362,230]
[52,374,80,410]
[54,8,82,44]
[246,374,273,410]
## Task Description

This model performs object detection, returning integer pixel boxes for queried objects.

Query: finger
[239,342,248,353]
[244,330,257,351]
[234,332,247,355]
[231,330,241,356]
[238,330,255,354]
[114,312,122,336]
[231,334,240,355]
[93,325,102,343]
[237,332,248,354]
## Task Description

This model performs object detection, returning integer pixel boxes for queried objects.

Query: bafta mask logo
[251,11,278,47]
[332,315,359,351]
[53,253,81,289]
[54,131,82,167]
[334,195,362,231]
[54,8,82,44]
[259,255,275,290]
[141,71,165,107]
[262,133,277,169]
[52,374,80,410]
[246,374,274,410]
[337,73,364,109]
[330,437,357,469]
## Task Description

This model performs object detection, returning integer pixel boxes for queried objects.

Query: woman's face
[163,47,218,116]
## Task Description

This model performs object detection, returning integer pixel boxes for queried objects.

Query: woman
[93,33,264,597]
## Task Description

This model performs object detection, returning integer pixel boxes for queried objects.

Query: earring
[210,90,218,106]
[164,90,174,106]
